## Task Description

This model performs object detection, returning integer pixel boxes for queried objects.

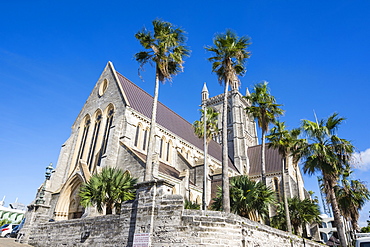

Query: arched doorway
[54,174,85,221]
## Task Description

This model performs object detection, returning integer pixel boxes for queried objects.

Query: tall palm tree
[79,167,137,214]
[135,19,190,181]
[211,175,275,222]
[335,169,370,232]
[206,29,251,213]
[245,82,284,185]
[193,107,219,209]
[267,121,301,233]
[299,113,354,247]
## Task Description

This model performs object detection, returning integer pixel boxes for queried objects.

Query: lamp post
[202,102,208,211]
[35,163,54,205]
[45,163,53,180]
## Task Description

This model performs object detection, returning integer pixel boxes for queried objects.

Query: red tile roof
[115,72,237,171]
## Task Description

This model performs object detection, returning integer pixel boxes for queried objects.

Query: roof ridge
[116,71,195,127]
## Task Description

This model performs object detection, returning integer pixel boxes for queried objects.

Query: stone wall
[27,181,323,247]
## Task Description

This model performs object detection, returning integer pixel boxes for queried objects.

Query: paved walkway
[0,238,33,247]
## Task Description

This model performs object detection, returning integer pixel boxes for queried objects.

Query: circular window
[98,79,109,96]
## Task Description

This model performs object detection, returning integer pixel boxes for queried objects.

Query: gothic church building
[31,61,306,221]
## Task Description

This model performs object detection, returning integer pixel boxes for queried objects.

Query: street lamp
[45,163,53,180]
[35,163,54,204]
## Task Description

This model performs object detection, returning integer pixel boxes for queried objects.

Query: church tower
[203,81,258,175]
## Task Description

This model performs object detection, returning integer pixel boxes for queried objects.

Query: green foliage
[135,19,190,83]
[79,167,137,215]
[271,197,321,235]
[211,175,275,221]
[245,82,284,134]
[335,169,370,232]
[206,29,251,85]
[184,199,200,210]
[361,216,370,233]
[193,107,219,143]
[297,113,354,246]
[267,121,303,160]
[206,29,251,213]
[299,113,354,179]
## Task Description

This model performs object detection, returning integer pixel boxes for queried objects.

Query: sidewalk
[0,238,33,247]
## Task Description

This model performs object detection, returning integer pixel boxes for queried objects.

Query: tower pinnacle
[201,82,209,103]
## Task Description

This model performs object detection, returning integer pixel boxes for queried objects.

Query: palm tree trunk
[261,130,266,185]
[282,157,292,233]
[145,70,159,181]
[295,164,301,199]
[222,79,230,213]
[106,202,113,215]
[261,130,270,225]
[327,180,348,247]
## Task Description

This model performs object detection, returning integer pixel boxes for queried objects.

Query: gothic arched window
[76,115,91,166]
[87,111,102,170]
[101,106,114,156]
[274,177,280,202]
[142,128,148,151]
[159,137,165,159]
[166,140,172,162]
[134,124,141,147]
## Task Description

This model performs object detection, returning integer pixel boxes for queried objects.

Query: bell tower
[202,82,258,175]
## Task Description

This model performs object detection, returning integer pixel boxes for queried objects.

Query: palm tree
[299,113,354,247]
[211,175,275,222]
[193,107,219,143]
[79,167,137,215]
[245,82,284,186]
[135,19,190,181]
[361,217,370,233]
[206,29,251,213]
[267,121,301,233]
[335,169,370,232]
[272,197,321,236]
[193,107,219,209]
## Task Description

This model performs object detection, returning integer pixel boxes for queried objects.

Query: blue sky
[1,1,370,226]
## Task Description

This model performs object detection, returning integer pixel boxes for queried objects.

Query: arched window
[189,192,194,202]
[227,107,232,124]
[186,151,190,160]
[274,177,280,201]
[142,128,148,151]
[166,140,172,162]
[172,187,177,195]
[101,107,114,155]
[87,111,102,170]
[196,195,201,205]
[159,137,165,159]
[134,124,141,147]
[76,116,91,166]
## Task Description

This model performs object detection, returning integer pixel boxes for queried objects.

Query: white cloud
[352,148,370,171]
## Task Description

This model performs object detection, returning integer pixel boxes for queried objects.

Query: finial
[202,82,209,102]
[230,75,240,91]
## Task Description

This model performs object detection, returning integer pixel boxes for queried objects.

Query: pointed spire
[202,82,209,103]
[245,87,250,96]
[230,75,240,91]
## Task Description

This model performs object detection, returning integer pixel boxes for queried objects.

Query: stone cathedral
[27,61,306,223]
